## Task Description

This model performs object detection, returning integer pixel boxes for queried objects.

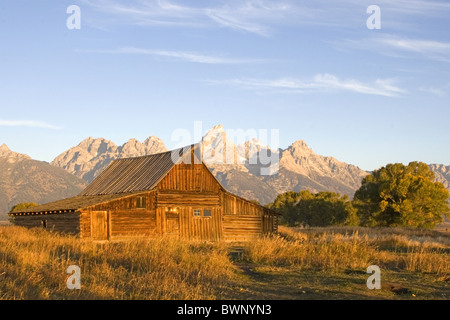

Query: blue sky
[0,0,449,171]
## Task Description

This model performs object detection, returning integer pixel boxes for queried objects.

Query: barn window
[203,209,211,217]
[41,220,47,228]
[136,196,146,209]
[193,209,211,218]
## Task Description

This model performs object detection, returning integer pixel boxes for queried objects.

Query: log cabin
[9,144,279,241]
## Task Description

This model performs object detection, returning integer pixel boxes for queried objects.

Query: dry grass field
[0,225,448,300]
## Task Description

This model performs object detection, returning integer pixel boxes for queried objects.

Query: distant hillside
[0,144,87,220]
[429,164,450,206]
[430,164,450,189]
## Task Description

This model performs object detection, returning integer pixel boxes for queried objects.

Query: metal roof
[80,145,198,196]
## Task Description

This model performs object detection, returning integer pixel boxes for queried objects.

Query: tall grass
[240,228,380,270]
[0,225,448,300]
[403,246,449,274]
[240,226,450,275]
[0,226,235,299]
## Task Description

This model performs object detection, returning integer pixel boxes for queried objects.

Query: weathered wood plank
[157,192,220,207]
[223,214,263,241]
[13,213,81,235]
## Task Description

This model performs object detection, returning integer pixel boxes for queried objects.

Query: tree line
[268,162,450,229]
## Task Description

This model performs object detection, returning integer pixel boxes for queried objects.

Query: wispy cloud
[375,0,450,16]
[375,36,450,62]
[80,0,329,36]
[0,120,62,130]
[314,74,406,97]
[81,0,203,27]
[205,9,270,36]
[419,83,450,97]
[333,0,450,18]
[204,1,294,36]
[419,87,445,97]
[78,47,266,64]
[206,74,406,97]
[81,0,450,35]
[338,35,450,63]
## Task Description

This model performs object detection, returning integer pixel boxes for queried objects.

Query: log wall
[222,191,278,240]
[12,213,81,234]
[223,214,262,241]
[156,163,224,240]
[157,191,220,207]
[222,192,262,215]
[158,163,220,193]
[80,191,157,239]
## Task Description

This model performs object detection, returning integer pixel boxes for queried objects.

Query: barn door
[91,211,109,240]
[165,211,180,236]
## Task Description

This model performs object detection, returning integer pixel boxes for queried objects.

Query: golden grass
[0,226,235,299]
[239,226,450,275]
[0,225,448,300]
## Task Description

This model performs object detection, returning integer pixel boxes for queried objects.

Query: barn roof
[80,144,201,196]
[10,191,146,215]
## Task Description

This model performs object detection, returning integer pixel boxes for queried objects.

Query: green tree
[297,191,359,227]
[269,191,301,226]
[8,202,39,224]
[9,202,39,213]
[269,190,358,227]
[353,162,449,228]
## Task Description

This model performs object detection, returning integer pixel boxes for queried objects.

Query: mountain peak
[202,124,227,143]
[126,138,139,144]
[292,139,310,148]
[77,136,110,148]
[0,144,31,162]
[144,135,163,142]
[143,136,166,150]
[290,140,313,154]
[204,124,225,137]
[80,136,94,143]
[0,144,13,158]
[0,144,10,153]
[211,124,225,131]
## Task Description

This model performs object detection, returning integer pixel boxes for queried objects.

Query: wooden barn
[9,145,279,241]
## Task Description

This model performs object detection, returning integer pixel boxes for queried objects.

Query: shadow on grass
[225,264,449,300]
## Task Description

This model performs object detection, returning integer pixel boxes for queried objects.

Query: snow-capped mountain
[49,125,370,204]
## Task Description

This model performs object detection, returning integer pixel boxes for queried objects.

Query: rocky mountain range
[429,164,450,189]
[2,125,449,219]
[49,125,450,205]
[0,144,87,219]
[51,136,167,182]
[50,125,370,204]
